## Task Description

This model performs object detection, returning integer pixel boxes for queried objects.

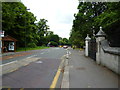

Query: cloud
[21,0,78,38]
[49,23,72,38]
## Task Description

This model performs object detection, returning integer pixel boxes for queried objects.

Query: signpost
[0,30,4,37]
[0,31,4,53]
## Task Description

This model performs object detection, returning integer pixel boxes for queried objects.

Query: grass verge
[16,46,50,52]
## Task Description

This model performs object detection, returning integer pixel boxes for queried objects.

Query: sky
[21,0,79,39]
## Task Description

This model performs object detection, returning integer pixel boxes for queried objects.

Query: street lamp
[25,8,30,51]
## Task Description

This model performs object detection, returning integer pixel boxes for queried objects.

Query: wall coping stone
[101,40,120,56]
[96,27,106,37]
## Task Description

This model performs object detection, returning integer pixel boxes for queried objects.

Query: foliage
[59,38,71,46]
[2,2,52,48]
[2,2,39,47]
[70,2,120,47]
[50,34,59,44]
[37,19,49,46]
[50,41,58,47]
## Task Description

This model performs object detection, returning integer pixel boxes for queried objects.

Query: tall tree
[37,19,49,46]
[94,2,120,46]
[2,2,43,48]
[70,2,120,47]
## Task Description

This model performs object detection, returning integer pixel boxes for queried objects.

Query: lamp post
[25,8,30,51]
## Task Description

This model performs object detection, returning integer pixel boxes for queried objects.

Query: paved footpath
[62,49,119,89]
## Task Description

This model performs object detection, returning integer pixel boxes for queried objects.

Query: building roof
[2,35,17,41]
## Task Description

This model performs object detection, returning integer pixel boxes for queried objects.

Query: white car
[63,45,68,49]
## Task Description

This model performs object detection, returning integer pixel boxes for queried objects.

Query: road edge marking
[50,68,61,88]
[50,55,65,88]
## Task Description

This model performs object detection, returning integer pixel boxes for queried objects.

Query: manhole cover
[76,67,85,70]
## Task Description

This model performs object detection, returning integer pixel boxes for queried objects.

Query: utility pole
[25,8,30,51]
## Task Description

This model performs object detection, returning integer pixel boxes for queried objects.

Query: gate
[88,38,96,60]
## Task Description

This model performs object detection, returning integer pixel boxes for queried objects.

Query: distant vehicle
[59,45,62,47]
[63,45,68,49]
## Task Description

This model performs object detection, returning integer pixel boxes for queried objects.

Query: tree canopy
[2,2,38,47]
[2,2,52,48]
[70,2,120,47]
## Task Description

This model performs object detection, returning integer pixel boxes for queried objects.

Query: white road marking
[69,51,71,55]
[35,61,43,64]
[1,55,38,66]
[0,61,18,66]
[26,55,37,59]
[41,52,45,54]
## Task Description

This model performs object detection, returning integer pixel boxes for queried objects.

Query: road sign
[0,30,5,37]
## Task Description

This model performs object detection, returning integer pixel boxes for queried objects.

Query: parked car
[63,45,68,49]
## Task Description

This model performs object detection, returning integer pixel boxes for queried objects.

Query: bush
[50,41,58,47]
[27,43,37,48]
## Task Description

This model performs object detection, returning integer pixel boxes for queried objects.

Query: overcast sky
[21,0,79,39]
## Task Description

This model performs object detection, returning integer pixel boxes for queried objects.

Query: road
[1,47,118,89]
[2,47,67,88]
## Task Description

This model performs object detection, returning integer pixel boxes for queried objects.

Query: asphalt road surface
[2,47,67,88]
[2,47,118,89]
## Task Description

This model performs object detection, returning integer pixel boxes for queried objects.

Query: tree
[2,2,38,47]
[37,19,49,46]
[50,34,59,45]
[70,2,120,47]
[2,2,50,48]
[50,41,58,47]
[93,2,120,46]
[59,38,71,46]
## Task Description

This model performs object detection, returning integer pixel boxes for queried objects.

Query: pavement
[61,49,119,89]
